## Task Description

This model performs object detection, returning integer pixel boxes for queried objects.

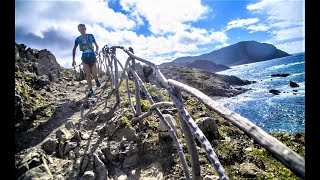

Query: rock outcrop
[16,43,61,82]
[133,63,254,98]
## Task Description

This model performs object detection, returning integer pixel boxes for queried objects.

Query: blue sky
[15,0,305,68]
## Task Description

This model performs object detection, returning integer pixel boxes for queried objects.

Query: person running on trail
[72,24,101,97]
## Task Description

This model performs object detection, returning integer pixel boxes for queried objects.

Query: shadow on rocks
[15,100,82,153]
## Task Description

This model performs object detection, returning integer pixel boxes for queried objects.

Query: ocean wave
[266,61,305,70]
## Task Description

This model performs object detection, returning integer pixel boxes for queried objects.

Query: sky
[15,0,305,68]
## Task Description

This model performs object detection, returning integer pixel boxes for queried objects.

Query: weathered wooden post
[109,51,115,90]
[111,47,120,103]
[125,60,136,116]
[103,47,110,78]
[171,87,201,180]
[129,47,142,116]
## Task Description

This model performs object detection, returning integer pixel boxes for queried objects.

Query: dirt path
[15,80,112,153]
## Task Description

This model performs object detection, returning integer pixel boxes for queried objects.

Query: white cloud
[247,0,304,27]
[215,43,230,49]
[15,1,136,39]
[225,18,259,31]
[119,0,209,34]
[171,28,228,45]
[246,24,270,33]
[274,40,305,54]
[209,32,229,43]
[271,26,305,42]
[247,0,304,43]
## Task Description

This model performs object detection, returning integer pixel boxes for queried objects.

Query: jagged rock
[53,174,65,180]
[123,154,139,168]
[114,168,127,180]
[41,138,58,155]
[18,164,53,180]
[269,89,281,95]
[73,130,81,141]
[56,128,73,141]
[101,141,121,166]
[106,123,117,136]
[15,43,62,82]
[203,175,220,180]
[63,142,78,156]
[16,149,51,179]
[158,114,178,136]
[64,121,75,131]
[81,171,95,180]
[16,45,21,60]
[239,162,265,178]
[93,153,108,180]
[155,66,252,97]
[80,132,90,140]
[34,75,50,89]
[196,117,222,141]
[130,63,146,82]
[290,81,299,88]
[112,127,138,142]
[120,141,139,157]
[15,94,25,122]
[271,73,290,77]
[139,162,163,179]
[80,156,90,175]
[68,151,76,160]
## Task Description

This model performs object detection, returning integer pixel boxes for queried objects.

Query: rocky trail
[15,43,305,180]
[15,68,198,180]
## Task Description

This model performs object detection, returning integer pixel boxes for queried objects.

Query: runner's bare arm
[93,42,99,54]
[72,44,78,67]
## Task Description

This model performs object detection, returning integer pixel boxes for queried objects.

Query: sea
[216,52,305,133]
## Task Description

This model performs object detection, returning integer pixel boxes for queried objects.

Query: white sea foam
[267,61,305,70]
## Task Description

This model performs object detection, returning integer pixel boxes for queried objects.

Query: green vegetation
[140,99,151,112]
[117,117,131,129]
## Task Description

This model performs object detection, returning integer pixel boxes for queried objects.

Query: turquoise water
[216,53,305,133]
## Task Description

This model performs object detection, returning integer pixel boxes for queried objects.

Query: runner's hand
[72,60,76,67]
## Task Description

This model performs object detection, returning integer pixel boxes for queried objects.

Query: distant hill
[160,60,230,73]
[185,60,230,73]
[164,41,290,67]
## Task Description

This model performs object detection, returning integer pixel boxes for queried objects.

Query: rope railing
[97,45,305,179]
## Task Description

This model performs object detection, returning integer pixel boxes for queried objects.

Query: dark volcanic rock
[140,65,253,97]
[271,73,290,77]
[15,43,61,82]
[185,60,230,72]
[290,81,299,88]
[269,89,281,95]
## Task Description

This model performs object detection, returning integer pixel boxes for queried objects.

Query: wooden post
[130,48,142,116]
[169,91,229,180]
[125,65,136,116]
[112,48,120,103]
[107,52,115,90]
[104,48,110,78]
[129,68,190,179]
[171,87,201,180]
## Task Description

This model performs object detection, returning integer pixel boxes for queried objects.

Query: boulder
[196,117,222,141]
[269,89,281,95]
[158,114,178,136]
[271,73,290,77]
[290,81,299,88]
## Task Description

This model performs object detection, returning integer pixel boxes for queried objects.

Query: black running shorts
[81,56,97,67]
